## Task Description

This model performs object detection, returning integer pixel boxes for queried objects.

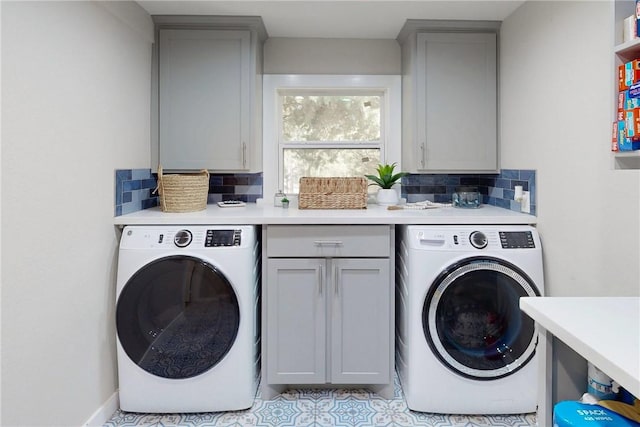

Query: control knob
[174,230,192,248]
[469,231,488,249]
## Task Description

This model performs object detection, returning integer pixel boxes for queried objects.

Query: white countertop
[520,297,640,399]
[114,203,537,226]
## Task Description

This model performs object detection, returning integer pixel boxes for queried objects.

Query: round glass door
[422,256,541,380]
[116,255,240,379]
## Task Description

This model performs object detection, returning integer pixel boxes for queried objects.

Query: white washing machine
[115,225,260,413]
[396,225,544,415]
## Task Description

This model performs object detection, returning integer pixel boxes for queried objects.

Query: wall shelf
[615,37,640,58]
[613,1,640,169]
[613,151,640,169]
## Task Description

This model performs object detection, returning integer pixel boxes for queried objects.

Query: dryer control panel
[205,229,242,247]
[168,229,242,247]
[120,226,248,249]
[499,231,535,249]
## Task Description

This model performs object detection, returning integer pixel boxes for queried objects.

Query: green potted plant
[281,197,290,208]
[365,163,409,205]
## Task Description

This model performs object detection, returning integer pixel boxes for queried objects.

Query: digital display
[205,230,241,247]
[499,231,535,249]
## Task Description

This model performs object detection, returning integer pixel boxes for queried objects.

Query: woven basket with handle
[155,166,209,212]
[298,177,368,209]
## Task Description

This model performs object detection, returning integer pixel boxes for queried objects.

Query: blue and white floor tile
[104,375,537,427]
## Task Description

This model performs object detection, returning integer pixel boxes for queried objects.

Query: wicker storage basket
[155,166,209,212]
[298,177,368,209]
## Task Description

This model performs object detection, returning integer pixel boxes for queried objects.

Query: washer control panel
[413,227,538,251]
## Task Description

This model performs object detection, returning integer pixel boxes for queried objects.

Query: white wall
[264,38,401,74]
[1,2,153,425]
[501,1,640,298]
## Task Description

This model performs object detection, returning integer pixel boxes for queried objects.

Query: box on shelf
[619,61,640,91]
[619,92,625,111]
[625,108,640,139]
[637,0,640,40]
[626,60,640,88]
[612,121,619,152]
[619,137,640,151]
[629,82,640,98]
[618,120,640,151]
[624,14,637,43]
[623,90,640,109]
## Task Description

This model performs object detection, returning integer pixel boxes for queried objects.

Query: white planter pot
[376,188,399,205]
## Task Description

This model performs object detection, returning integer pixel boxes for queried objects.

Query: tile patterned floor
[104,375,537,427]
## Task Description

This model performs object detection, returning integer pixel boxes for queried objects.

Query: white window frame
[263,75,402,200]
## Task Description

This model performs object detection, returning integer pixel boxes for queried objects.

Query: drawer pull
[313,240,343,247]
[419,238,446,246]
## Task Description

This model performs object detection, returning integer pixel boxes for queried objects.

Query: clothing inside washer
[435,268,534,371]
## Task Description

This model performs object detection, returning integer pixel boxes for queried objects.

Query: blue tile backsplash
[115,169,535,216]
[401,169,537,215]
[115,169,158,216]
[114,169,264,216]
[205,173,264,204]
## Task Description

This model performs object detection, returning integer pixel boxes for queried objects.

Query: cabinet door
[159,29,250,171]
[416,32,497,171]
[266,258,326,384]
[330,258,390,384]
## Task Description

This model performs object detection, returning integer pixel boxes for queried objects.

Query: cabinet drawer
[266,225,390,258]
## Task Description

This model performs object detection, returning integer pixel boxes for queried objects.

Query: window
[280,93,383,194]
[263,75,402,199]
[281,94,380,141]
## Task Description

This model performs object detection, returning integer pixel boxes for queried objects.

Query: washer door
[116,255,240,379]
[423,256,541,380]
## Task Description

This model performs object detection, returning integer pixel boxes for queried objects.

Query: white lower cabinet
[262,225,394,399]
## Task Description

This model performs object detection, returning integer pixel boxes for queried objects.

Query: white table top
[114,203,536,226]
[520,297,640,398]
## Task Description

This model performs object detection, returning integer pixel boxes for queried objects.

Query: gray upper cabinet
[398,21,499,173]
[153,17,266,172]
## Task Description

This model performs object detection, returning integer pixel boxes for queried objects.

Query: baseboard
[84,390,119,427]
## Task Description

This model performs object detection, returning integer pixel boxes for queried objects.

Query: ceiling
[136,1,525,39]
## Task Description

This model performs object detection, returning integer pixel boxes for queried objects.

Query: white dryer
[115,225,260,413]
[396,225,544,415]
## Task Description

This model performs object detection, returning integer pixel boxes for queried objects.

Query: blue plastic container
[553,401,640,426]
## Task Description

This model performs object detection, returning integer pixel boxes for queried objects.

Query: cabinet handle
[420,143,425,168]
[242,142,247,168]
[313,240,343,247]
[334,265,339,296]
[318,265,323,295]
